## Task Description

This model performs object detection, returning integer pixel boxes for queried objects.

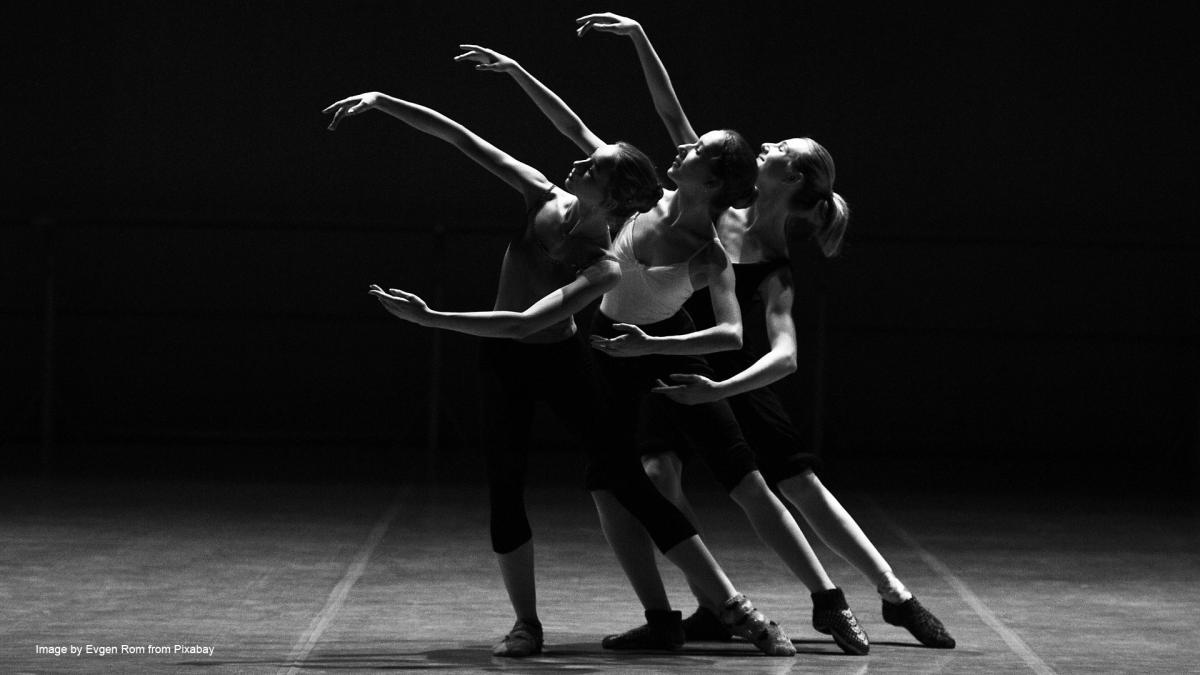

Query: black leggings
[590,310,759,492]
[705,351,822,487]
[478,333,697,555]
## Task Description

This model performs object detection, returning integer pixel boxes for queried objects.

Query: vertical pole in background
[425,224,446,481]
[38,216,56,473]
[1194,381,1200,492]
[812,258,828,458]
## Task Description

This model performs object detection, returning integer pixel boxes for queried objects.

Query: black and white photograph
[2,1,1197,672]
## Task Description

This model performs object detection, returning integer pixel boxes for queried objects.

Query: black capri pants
[590,309,759,493]
[478,332,697,555]
[704,350,822,487]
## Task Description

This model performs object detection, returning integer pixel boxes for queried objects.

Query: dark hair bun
[629,184,664,213]
[729,186,758,209]
[709,129,759,210]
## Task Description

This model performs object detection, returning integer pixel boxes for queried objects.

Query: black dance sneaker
[882,597,956,649]
[811,588,870,655]
[682,606,733,642]
[601,609,684,650]
[492,618,543,657]
[719,594,796,657]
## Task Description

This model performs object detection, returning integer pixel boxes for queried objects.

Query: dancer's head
[667,129,759,212]
[757,138,848,258]
[565,142,664,221]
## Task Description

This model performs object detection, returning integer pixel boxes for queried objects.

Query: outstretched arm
[455,45,604,154]
[654,268,798,405]
[370,260,619,340]
[323,91,551,202]
[576,13,699,146]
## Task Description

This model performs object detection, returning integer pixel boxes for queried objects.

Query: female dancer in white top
[440,42,842,655]
[577,11,957,650]
[327,57,794,657]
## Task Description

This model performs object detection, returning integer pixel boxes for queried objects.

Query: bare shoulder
[547,185,575,214]
[699,236,732,269]
[687,238,731,291]
[645,190,673,222]
[761,265,795,310]
[528,185,575,231]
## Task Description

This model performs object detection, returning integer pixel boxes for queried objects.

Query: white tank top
[599,216,717,325]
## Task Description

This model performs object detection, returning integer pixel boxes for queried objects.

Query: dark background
[2,1,1196,492]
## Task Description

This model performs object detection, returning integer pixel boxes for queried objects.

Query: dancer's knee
[642,453,683,500]
[595,481,697,555]
[489,481,531,554]
[729,471,778,513]
[777,468,822,503]
[490,515,532,554]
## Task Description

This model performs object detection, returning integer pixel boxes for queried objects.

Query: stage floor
[2,475,1198,674]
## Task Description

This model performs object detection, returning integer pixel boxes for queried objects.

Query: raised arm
[654,268,798,405]
[576,13,699,146]
[323,91,551,203]
[369,259,620,340]
[454,45,604,155]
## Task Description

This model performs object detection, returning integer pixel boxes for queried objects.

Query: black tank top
[684,259,789,376]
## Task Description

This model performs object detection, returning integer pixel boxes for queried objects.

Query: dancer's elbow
[500,317,534,339]
[594,268,622,293]
[718,325,743,351]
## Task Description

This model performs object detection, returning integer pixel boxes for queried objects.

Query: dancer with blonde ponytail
[579,11,956,652]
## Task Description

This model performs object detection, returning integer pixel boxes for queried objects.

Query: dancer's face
[666,130,726,188]
[565,144,620,205]
[756,138,804,186]
[757,138,801,172]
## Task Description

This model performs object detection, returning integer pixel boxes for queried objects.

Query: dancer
[578,11,957,650]
[445,40,854,655]
[324,67,793,657]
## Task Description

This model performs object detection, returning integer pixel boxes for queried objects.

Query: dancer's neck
[666,186,715,233]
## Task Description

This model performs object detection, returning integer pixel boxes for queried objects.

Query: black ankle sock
[644,609,682,625]
[811,587,850,611]
[517,617,543,631]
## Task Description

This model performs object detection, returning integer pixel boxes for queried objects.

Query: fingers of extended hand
[589,336,615,352]
[454,50,485,64]
[611,323,644,336]
[456,45,501,65]
[669,373,703,384]
[575,13,616,24]
[321,96,355,114]
[650,379,685,393]
[374,296,405,315]
[326,106,346,131]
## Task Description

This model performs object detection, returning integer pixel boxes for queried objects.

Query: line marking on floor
[278,490,404,675]
[866,498,1056,675]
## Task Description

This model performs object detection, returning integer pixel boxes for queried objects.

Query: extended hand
[575,12,641,38]
[650,373,725,405]
[368,284,431,324]
[454,44,519,73]
[589,323,657,357]
[323,92,382,131]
